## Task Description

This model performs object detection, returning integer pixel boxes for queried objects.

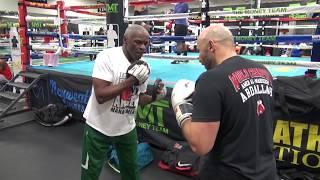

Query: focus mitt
[171,79,195,127]
[126,60,150,85]
[166,21,173,30]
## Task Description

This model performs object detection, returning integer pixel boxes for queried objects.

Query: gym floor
[0,112,190,180]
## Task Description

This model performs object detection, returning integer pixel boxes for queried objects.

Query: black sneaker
[171,60,180,64]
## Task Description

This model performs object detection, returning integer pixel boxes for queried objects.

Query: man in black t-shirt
[171,24,278,180]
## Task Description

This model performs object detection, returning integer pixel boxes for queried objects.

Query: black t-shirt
[192,56,278,180]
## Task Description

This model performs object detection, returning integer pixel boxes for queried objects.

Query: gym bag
[158,142,200,177]
[273,76,320,174]
[273,76,320,116]
[107,142,154,173]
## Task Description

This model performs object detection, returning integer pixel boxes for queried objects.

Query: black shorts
[174,24,188,36]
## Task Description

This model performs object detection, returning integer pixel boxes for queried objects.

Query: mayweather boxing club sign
[136,100,170,134]
[97,0,118,13]
[234,36,277,43]
[273,119,320,170]
[232,7,287,16]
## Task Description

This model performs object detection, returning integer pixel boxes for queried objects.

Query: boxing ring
[30,53,318,85]
[13,0,320,176]
[27,50,320,176]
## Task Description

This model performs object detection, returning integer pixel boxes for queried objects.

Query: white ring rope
[68,17,106,22]
[125,12,199,22]
[144,53,198,60]
[238,44,312,50]
[226,25,317,30]
[26,15,56,21]
[143,53,320,70]
[150,42,312,49]
[31,45,59,51]
[68,17,106,26]
[258,60,320,70]
[208,5,320,17]
[125,5,320,22]
[151,42,196,47]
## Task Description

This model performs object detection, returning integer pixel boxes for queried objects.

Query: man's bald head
[198,24,234,46]
[124,24,149,39]
[122,24,150,62]
[197,24,237,70]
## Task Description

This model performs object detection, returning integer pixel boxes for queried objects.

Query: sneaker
[305,70,317,78]
[171,60,180,64]
[305,73,317,78]
[183,52,188,56]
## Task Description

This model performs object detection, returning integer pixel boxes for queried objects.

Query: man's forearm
[95,77,136,104]
[181,119,203,155]
[138,93,153,106]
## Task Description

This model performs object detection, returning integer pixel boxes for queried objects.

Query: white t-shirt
[83,47,148,136]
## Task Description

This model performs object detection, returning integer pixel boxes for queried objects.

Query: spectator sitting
[0,59,13,89]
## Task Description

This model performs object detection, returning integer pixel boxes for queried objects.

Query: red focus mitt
[166,21,173,30]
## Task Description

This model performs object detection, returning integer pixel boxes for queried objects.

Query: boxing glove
[171,79,195,127]
[126,60,150,85]
[151,78,167,101]
[166,20,173,30]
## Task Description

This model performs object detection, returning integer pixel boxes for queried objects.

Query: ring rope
[125,5,320,22]
[150,35,320,43]
[189,17,320,23]
[143,53,320,70]
[150,42,312,49]
[226,25,317,30]
[208,5,320,17]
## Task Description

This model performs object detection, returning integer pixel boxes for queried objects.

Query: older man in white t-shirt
[81,25,166,180]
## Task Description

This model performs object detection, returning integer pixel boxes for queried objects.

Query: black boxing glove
[151,78,167,101]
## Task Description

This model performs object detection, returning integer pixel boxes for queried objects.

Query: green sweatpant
[81,124,139,180]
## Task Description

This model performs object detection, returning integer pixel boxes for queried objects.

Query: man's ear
[208,40,214,52]
[123,36,127,45]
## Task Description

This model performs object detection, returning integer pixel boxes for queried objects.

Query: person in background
[305,11,320,78]
[174,1,189,56]
[0,59,13,83]
[11,36,19,50]
[133,5,153,34]
[235,45,241,55]
[171,24,278,180]
[81,24,166,180]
